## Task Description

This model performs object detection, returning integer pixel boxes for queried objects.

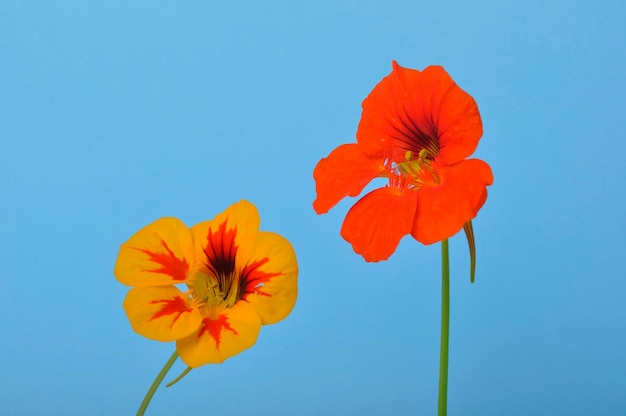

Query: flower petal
[114,218,194,287]
[190,200,260,279]
[340,186,418,262]
[411,159,493,245]
[122,286,202,342]
[392,62,483,164]
[192,201,298,325]
[176,302,262,367]
[237,231,298,325]
[313,143,385,214]
[357,61,482,165]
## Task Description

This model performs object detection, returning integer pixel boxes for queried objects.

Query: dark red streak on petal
[391,103,440,156]
[198,315,238,350]
[149,297,192,327]
[202,221,238,292]
[133,240,189,281]
[239,258,282,299]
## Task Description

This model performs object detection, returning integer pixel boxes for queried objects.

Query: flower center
[388,149,440,189]
[188,270,241,317]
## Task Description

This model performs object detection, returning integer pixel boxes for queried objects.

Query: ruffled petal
[340,186,418,262]
[237,231,298,325]
[190,200,260,280]
[114,218,194,287]
[122,286,203,342]
[176,301,262,367]
[191,201,298,325]
[358,61,441,158]
[411,159,493,245]
[392,63,483,164]
[313,143,385,214]
[357,61,482,165]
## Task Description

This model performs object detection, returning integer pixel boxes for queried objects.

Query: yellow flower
[114,200,298,367]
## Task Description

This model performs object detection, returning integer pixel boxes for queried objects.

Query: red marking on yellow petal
[199,315,238,350]
[134,239,189,281]
[203,221,238,279]
[239,257,282,299]
[149,297,192,327]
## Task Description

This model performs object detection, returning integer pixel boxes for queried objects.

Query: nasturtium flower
[313,61,493,262]
[114,200,298,367]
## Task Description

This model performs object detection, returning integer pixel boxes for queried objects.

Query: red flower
[313,61,493,262]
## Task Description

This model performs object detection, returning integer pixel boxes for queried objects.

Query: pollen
[393,147,440,189]
[188,271,241,317]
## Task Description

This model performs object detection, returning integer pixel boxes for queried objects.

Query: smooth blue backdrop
[2,1,625,415]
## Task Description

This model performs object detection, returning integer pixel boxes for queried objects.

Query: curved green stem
[463,221,476,283]
[438,239,450,416]
[166,366,192,387]
[137,351,179,416]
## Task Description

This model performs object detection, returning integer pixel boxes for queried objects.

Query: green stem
[438,239,450,416]
[165,366,192,387]
[137,351,179,416]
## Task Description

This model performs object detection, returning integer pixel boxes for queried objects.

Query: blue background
[2,1,625,415]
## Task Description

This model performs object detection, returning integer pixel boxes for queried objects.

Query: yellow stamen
[188,271,241,318]
[393,148,440,188]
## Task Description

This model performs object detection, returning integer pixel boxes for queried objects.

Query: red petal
[411,159,493,245]
[341,186,418,262]
[313,143,385,214]
[357,61,482,165]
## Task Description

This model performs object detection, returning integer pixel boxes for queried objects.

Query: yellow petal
[123,286,202,342]
[114,217,194,287]
[190,200,260,279]
[238,231,298,325]
[176,302,262,367]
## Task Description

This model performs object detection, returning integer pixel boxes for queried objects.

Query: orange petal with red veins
[114,217,194,287]
[123,286,202,342]
[392,62,483,164]
[430,75,483,165]
[411,159,493,245]
[237,231,298,325]
[341,186,418,262]
[313,143,385,214]
[357,62,482,165]
[176,301,262,367]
